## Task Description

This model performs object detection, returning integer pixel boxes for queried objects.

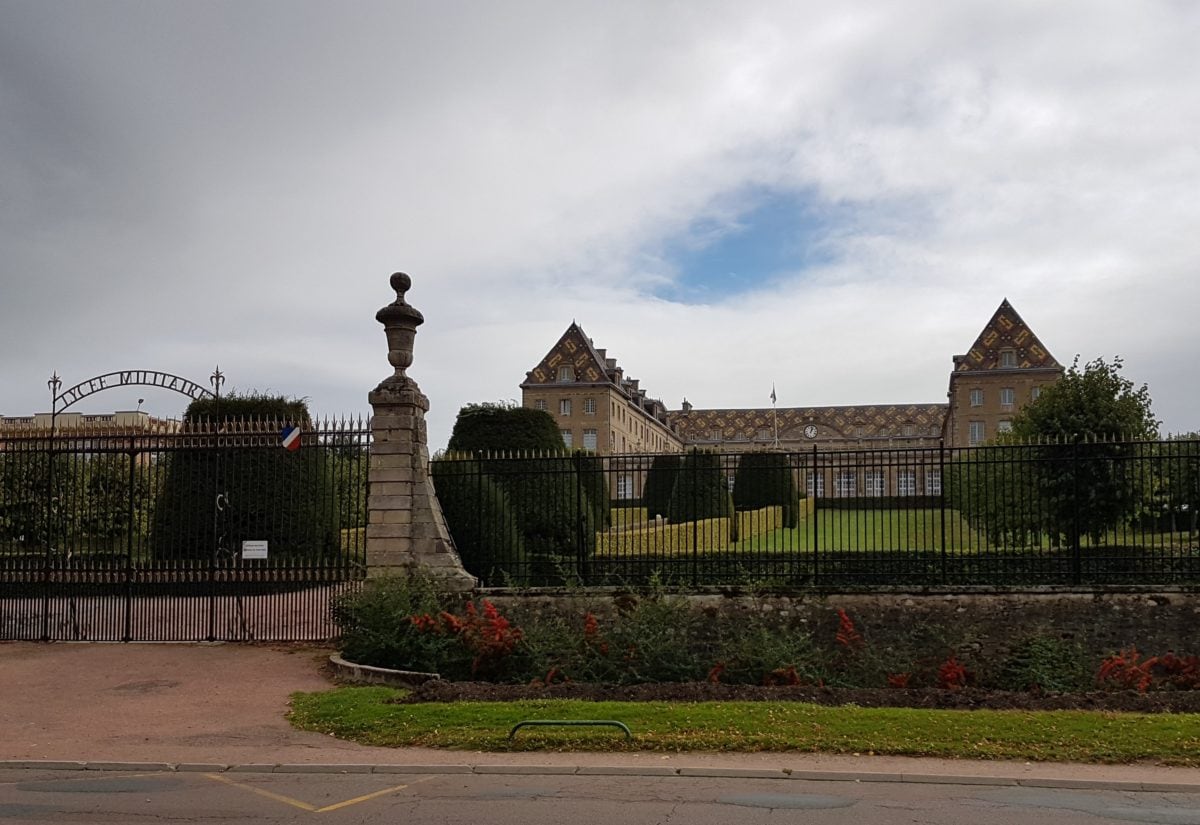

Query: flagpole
[771,383,779,447]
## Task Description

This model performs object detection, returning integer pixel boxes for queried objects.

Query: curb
[326,654,439,687]
[2,761,1198,793]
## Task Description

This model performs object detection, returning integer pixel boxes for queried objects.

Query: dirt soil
[402,680,1200,713]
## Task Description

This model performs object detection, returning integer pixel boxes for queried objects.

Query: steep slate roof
[521,322,611,386]
[954,299,1060,372]
[668,403,948,442]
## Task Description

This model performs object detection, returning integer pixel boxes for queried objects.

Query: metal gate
[0,418,369,641]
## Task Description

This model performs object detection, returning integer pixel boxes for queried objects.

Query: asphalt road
[4,768,1200,825]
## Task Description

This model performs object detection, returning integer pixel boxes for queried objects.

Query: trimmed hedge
[431,459,528,586]
[447,402,564,453]
[574,451,611,530]
[642,454,680,520]
[733,451,800,528]
[150,395,340,561]
[816,496,941,510]
[668,449,737,541]
[596,506,788,557]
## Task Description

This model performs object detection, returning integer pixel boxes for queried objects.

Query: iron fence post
[812,443,819,584]
[42,373,61,642]
[939,440,947,585]
[123,436,136,642]
[574,451,586,585]
[1072,439,1082,585]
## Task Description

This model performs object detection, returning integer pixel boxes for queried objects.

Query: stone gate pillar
[366,272,476,590]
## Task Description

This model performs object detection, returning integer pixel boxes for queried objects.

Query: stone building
[521,299,1062,457]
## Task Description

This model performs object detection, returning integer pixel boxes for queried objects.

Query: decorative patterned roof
[668,404,949,442]
[954,299,1060,372]
[522,322,610,386]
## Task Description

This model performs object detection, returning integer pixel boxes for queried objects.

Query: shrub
[333,573,459,673]
[667,450,737,541]
[431,458,528,586]
[711,613,823,685]
[733,452,799,528]
[994,635,1090,693]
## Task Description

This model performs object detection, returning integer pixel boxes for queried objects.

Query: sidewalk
[3,641,1199,791]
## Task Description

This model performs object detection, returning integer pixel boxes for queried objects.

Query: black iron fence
[0,417,370,641]
[433,438,1200,588]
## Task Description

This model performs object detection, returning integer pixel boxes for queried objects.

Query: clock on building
[803,424,818,439]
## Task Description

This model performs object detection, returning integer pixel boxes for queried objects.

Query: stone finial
[376,272,425,379]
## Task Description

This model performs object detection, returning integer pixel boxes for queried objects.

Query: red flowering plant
[405,598,523,681]
[937,656,971,691]
[1096,648,1200,693]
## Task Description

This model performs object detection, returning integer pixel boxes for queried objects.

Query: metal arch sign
[54,370,215,411]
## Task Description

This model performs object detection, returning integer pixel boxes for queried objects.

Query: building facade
[521,299,1062,457]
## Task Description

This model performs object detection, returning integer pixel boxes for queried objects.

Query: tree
[1010,356,1158,547]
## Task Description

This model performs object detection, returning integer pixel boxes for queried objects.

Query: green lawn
[289,686,1200,765]
[733,509,981,553]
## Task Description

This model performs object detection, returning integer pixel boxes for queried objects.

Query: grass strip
[289,686,1200,765]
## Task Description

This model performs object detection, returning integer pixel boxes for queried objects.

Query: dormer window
[999,349,1017,368]
[557,365,575,383]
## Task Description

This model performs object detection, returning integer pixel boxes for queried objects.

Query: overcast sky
[2,0,1197,448]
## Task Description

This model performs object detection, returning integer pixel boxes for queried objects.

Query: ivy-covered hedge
[150,395,340,561]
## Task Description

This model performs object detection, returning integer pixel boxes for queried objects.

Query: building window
[999,349,1017,368]
[835,470,857,498]
[806,473,825,498]
[898,470,917,496]
[583,397,596,415]
[557,365,574,383]
[969,420,985,445]
[1000,387,1015,409]
[902,424,915,437]
[559,399,572,416]
[969,388,983,407]
[997,420,1013,434]
[925,469,942,496]
[560,429,573,448]
[534,399,546,411]
[582,429,597,450]
[709,429,722,442]
[1031,386,1042,401]
[617,474,634,500]
[865,470,885,497]
[757,428,772,441]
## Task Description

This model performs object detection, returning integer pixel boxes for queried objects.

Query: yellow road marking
[314,780,423,813]
[204,773,317,812]
[203,772,430,814]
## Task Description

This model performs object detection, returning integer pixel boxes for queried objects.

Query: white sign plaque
[241,540,268,560]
